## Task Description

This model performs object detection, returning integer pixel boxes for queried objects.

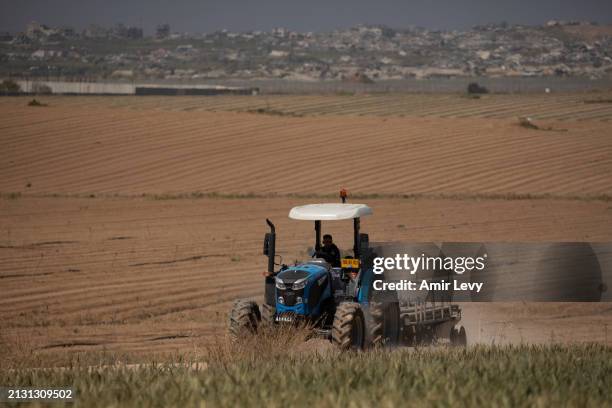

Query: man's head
[322,234,333,248]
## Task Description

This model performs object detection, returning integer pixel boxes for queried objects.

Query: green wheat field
[2,340,611,407]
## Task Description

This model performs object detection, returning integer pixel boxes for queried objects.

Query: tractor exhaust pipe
[263,219,277,307]
[264,218,276,273]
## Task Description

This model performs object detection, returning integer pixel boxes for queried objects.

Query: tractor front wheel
[332,302,365,350]
[261,302,276,326]
[228,299,261,342]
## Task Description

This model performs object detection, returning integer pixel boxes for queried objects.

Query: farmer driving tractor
[317,234,341,267]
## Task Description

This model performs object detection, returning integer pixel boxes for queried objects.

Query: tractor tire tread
[228,299,260,342]
[332,302,363,350]
[261,303,275,326]
[367,301,385,347]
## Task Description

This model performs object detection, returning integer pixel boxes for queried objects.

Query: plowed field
[1,95,611,363]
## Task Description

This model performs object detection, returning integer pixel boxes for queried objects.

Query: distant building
[83,24,110,39]
[11,33,31,45]
[25,21,57,39]
[58,26,77,38]
[156,24,171,39]
[272,27,288,37]
[110,23,143,40]
[25,21,42,38]
[0,32,13,42]
[126,27,143,40]
[111,23,128,38]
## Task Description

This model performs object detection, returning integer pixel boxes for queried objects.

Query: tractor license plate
[341,258,360,268]
[275,314,295,323]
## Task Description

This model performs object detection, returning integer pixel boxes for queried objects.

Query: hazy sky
[1,0,611,34]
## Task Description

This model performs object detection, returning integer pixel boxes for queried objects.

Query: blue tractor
[228,193,401,350]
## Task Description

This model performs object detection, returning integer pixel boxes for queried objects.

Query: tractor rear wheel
[228,299,260,342]
[332,302,365,350]
[367,301,400,347]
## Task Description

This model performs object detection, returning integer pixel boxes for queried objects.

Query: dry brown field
[1,94,611,364]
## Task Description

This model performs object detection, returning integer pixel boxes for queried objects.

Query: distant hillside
[1,22,611,81]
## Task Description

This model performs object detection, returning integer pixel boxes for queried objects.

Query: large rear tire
[332,302,366,350]
[228,299,260,342]
[367,301,401,347]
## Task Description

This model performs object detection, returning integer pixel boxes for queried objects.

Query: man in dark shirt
[317,234,341,267]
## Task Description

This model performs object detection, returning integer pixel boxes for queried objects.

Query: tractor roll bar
[353,217,360,259]
[315,220,321,251]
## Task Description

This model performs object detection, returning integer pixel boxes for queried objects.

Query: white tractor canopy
[289,203,373,221]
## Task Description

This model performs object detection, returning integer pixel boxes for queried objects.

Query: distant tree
[467,82,489,94]
[0,79,21,95]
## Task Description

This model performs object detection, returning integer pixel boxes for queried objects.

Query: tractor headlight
[292,277,308,290]
[275,278,286,290]
[277,296,285,305]
[295,296,303,304]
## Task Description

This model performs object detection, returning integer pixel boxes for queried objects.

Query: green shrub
[467,82,489,94]
[0,79,21,94]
